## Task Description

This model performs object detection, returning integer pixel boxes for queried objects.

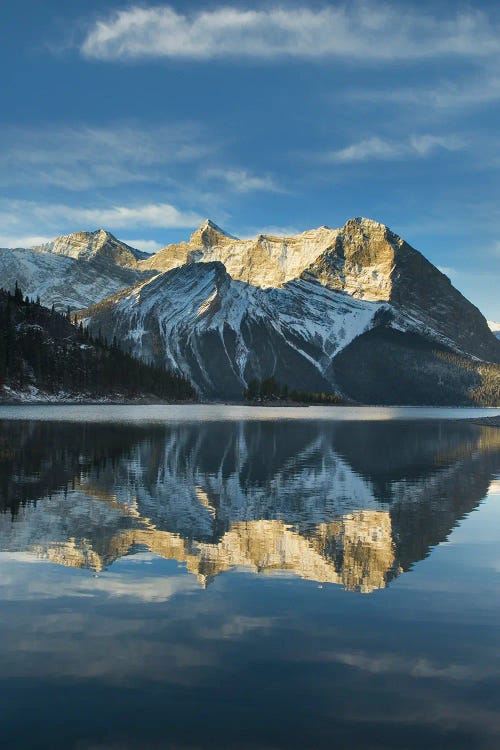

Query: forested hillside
[0,286,194,401]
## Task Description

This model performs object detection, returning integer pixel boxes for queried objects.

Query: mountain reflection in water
[1,418,499,593]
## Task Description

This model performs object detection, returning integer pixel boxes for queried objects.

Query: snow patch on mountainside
[0,236,154,311]
[31,229,147,263]
[488,320,500,340]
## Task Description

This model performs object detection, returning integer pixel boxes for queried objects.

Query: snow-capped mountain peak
[201,218,238,238]
[189,219,239,247]
[31,229,148,265]
[0,230,154,312]
[349,216,388,230]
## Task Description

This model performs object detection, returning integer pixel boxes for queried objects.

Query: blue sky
[1,0,499,318]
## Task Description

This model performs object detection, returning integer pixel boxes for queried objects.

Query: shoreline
[0,394,197,407]
[0,398,499,426]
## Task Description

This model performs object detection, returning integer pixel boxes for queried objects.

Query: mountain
[0,229,155,311]
[1,419,499,592]
[488,320,500,340]
[0,288,194,402]
[82,218,500,403]
[2,217,499,403]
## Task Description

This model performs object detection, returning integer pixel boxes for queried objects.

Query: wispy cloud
[0,200,203,233]
[79,5,500,62]
[0,123,211,191]
[239,225,303,239]
[122,238,161,254]
[352,71,500,111]
[204,168,284,193]
[322,134,464,163]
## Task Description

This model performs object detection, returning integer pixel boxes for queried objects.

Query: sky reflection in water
[0,408,499,750]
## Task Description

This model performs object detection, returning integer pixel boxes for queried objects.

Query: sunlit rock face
[142,220,341,288]
[1,419,499,593]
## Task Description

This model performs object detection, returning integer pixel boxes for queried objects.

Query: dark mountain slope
[0,287,194,401]
[332,326,500,406]
[305,218,499,363]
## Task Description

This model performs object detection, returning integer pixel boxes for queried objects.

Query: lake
[0,405,499,750]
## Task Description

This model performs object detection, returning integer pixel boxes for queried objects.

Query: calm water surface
[0,406,499,750]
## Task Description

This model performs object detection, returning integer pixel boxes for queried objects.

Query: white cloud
[0,552,198,603]
[0,234,54,248]
[0,123,211,190]
[63,203,203,229]
[323,134,464,163]
[0,200,203,232]
[80,5,500,62]
[204,168,284,193]
[122,238,161,254]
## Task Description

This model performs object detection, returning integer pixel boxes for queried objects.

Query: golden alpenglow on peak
[139,219,342,287]
[138,216,401,290]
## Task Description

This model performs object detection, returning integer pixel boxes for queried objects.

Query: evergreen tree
[14,281,23,304]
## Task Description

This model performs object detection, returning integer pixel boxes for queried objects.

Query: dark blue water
[0,407,499,750]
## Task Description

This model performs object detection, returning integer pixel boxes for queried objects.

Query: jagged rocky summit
[1,217,499,404]
[0,229,154,311]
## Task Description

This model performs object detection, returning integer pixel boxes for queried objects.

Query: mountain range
[1,217,499,404]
